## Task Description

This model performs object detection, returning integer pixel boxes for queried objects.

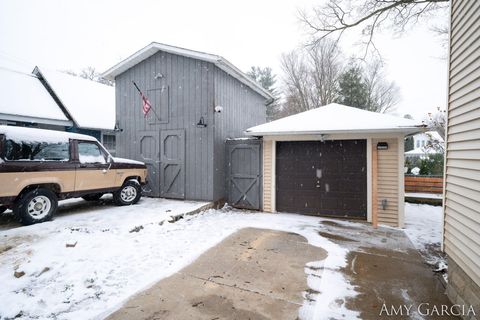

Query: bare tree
[62,66,114,86]
[308,40,342,106]
[300,0,449,54]
[281,50,313,115]
[363,58,400,113]
[424,106,447,140]
[62,70,78,77]
[281,39,342,116]
[80,66,97,81]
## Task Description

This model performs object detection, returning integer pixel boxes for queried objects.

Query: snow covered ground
[0,199,444,320]
[0,198,357,320]
[403,203,447,279]
[404,203,443,260]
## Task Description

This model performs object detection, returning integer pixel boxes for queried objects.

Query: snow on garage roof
[34,67,115,130]
[101,42,274,101]
[246,103,426,136]
[0,67,72,126]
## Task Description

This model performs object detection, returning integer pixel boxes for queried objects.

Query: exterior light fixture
[377,142,389,150]
[197,116,207,128]
[114,122,123,132]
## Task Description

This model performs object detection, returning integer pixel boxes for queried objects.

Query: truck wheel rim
[120,186,137,202]
[27,196,51,219]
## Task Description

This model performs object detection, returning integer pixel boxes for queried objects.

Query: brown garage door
[276,140,367,218]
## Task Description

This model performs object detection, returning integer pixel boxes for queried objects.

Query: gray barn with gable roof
[102,42,272,201]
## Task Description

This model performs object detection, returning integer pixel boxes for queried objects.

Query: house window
[102,134,116,156]
[416,140,420,148]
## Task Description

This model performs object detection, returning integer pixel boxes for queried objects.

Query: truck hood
[111,157,146,169]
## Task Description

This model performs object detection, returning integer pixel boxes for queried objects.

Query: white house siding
[444,0,480,313]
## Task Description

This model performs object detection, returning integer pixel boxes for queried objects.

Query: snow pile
[0,200,358,320]
[411,167,420,175]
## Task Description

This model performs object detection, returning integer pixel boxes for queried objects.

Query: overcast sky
[0,0,448,120]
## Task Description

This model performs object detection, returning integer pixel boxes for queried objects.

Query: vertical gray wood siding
[115,50,215,200]
[213,67,267,200]
[114,50,267,201]
[444,0,480,287]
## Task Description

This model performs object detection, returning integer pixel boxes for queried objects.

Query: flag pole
[132,81,162,121]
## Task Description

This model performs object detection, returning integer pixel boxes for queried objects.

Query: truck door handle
[102,169,107,174]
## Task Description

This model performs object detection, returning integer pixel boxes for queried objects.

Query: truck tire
[82,193,104,201]
[14,188,58,225]
[113,180,141,206]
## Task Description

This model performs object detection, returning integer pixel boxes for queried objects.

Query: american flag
[140,92,152,117]
[132,81,152,118]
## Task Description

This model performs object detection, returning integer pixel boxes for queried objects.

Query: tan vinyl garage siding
[262,140,274,212]
[374,138,402,227]
[444,0,480,287]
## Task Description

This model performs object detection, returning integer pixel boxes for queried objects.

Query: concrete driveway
[107,221,455,320]
[107,228,327,319]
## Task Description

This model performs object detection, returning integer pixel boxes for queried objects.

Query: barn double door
[276,140,367,218]
[160,130,185,199]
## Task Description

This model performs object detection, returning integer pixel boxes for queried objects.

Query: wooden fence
[405,175,443,194]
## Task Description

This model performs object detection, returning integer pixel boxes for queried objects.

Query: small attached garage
[246,103,424,227]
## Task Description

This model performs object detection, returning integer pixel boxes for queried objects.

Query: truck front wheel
[113,180,141,206]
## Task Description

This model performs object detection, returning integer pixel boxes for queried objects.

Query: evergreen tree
[336,65,368,110]
[247,66,280,121]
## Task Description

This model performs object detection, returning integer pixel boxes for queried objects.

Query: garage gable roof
[101,42,274,101]
[246,103,425,136]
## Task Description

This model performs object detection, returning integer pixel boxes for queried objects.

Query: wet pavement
[108,220,456,319]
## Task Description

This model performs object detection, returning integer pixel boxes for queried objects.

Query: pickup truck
[0,125,148,225]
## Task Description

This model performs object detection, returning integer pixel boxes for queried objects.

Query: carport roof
[246,103,426,136]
